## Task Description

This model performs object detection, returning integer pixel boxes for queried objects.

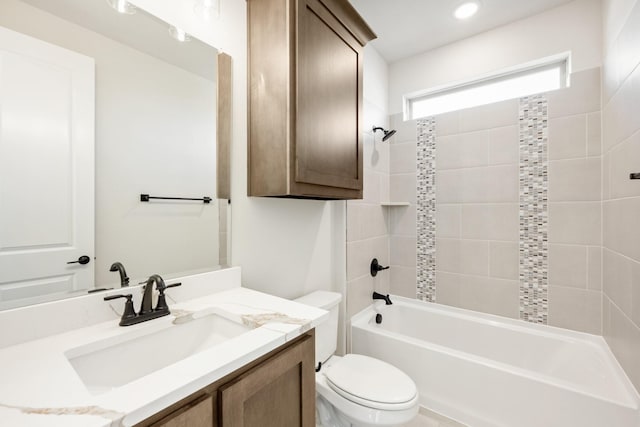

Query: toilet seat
[324,354,417,411]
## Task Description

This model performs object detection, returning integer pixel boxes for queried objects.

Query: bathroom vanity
[142,331,314,427]
[0,268,326,426]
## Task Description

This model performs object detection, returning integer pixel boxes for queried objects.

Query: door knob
[67,255,91,265]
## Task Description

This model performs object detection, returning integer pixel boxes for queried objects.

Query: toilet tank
[294,291,342,365]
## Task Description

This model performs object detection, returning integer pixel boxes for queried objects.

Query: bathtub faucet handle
[370,258,389,277]
[372,291,392,305]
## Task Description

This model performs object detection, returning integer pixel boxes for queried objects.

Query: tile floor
[402,408,467,427]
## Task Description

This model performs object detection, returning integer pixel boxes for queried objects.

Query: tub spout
[373,292,392,305]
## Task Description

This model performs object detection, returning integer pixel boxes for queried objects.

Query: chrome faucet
[109,262,130,287]
[104,274,181,326]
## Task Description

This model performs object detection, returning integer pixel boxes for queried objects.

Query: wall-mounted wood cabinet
[137,332,315,427]
[247,0,376,200]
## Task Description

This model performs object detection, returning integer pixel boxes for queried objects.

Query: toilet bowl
[295,291,419,427]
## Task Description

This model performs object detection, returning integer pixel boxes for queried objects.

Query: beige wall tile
[363,168,381,203]
[604,299,640,390]
[459,98,519,132]
[632,260,640,326]
[347,275,375,320]
[461,203,519,242]
[587,112,602,157]
[390,141,417,174]
[488,125,519,165]
[389,205,417,237]
[390,113,417,144]
[548,286,602,334]
[547,67,601,118]
[609,131,640,199]
[390,236,417,267]
[548,115,587,160]
[390,173,416,203]
[436,238,460,273]
[549,202,601,245]
[549,244,588,288]
[458,276,520,319]
[434,110,460,137]
[603,248,634,317]
[435,170,461,204]
[548,158,601,201]
[390,266,417,299]
[603,198,640,262]
[587,246,602,291]
[437,131,488,170]
[435,271,461,306]
[489,241,519,280]
[479,165,519,202]
[435,204,461,239]
[452,165,518,203]
[603,65,640,150]
[603,151,611,200]
[459,240,489,276]
[347,236,389,282]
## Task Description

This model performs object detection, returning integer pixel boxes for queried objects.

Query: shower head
[373,126,397,142]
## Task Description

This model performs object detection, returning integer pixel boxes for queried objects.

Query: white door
[0,26,95,307]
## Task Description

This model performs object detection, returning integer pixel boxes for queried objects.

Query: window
[405,53,570,120]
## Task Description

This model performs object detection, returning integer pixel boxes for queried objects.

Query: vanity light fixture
[194,0,220,21]
[169,26,190,42]
[105,0,136,15]
[454,1,480,20]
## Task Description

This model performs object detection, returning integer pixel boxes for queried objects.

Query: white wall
[389,0,603,114]
[129,0,347,303]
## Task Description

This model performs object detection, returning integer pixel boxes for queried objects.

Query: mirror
[0,0,229,310]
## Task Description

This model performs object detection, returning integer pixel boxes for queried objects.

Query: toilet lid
[324,354,417,409]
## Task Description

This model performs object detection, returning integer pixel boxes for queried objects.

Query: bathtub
[351,296,640,427]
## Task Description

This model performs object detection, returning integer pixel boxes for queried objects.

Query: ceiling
[349,0,575,62]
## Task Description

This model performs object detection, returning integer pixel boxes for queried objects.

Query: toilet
[295,291,419,427]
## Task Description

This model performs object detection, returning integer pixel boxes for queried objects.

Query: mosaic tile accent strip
[519,95,549,324]
[416,117,436,302]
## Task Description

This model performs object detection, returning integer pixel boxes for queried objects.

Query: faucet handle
[104,293,132,301]
[104,294,137,325]
[155,282,181,312]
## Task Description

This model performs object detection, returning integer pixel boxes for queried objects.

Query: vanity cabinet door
[152,395,215,427]
[219,333,315,427]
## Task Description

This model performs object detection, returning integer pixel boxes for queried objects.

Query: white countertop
[0,274,328,427]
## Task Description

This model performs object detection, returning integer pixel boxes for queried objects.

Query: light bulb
[454,2,479,20]
[194,0,219,21]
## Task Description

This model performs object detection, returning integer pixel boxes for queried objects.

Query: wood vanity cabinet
[247,0,376,199]
[137,331,315,427]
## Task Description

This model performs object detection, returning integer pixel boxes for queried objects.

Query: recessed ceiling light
[454,2,479,20]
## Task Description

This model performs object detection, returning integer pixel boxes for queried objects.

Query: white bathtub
[351,296,640,427]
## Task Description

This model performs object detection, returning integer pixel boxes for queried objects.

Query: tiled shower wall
[602,0,640,390]
[387,67,602,334]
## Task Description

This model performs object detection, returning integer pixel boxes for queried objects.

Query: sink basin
[66,313,251,395]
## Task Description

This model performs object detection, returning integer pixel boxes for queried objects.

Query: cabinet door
[219,334,315,427]
[152,395,214,427]
[295,0,363,192]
